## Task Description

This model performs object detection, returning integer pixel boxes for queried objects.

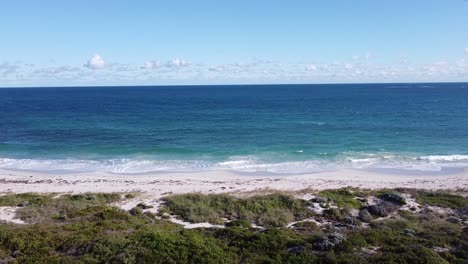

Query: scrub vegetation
[161,193,313,227]
[0,188,466,263]
[415,191,468,209]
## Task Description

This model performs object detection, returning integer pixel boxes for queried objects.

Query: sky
[0,0,467,87]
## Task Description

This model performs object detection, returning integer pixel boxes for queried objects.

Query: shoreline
[0,167,466,198]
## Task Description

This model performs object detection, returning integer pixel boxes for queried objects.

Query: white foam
[0,158,213,173]
[420,155,468,162]
[0,153,467,174]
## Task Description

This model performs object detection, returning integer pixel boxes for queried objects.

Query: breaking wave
[1,152,468,174]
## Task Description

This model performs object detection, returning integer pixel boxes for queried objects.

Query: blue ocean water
[1,83,468,173]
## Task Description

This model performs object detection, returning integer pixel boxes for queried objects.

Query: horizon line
[1,81,467,89]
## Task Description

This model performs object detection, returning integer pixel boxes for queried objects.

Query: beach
[1,168,466,198]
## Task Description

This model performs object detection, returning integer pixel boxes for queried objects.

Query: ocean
[1,83,468,173]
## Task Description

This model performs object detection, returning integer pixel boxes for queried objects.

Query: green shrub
[416,192,467,209]
[162,193,313,227]
[13,192,122,223]
[67,193,121,203]
[257,208,294,227]
[291,221,320,234]
[0,193,53,207]
[0,189,466,263]
[323,207,353,220]
[129,206,143,216]
[378,192,407,205]
[319,188,363,209]
[226,220,252,228]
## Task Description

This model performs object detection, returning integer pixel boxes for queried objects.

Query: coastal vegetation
[0,188,466,263]
[161,193,313,227]
[317,188,364,209]
[415,191,468,209]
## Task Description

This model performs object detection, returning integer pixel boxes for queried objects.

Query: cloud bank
[1,52,468,86]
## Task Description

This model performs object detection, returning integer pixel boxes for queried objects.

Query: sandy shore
[0,168,467,198]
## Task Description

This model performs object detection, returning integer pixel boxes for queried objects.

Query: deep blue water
[1,83,468,173]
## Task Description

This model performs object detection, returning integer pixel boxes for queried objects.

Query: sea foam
[1,153,468,174]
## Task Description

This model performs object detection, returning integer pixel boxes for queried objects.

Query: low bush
[378,192,407,205]
[162,193,313,227]
[416,191,468,209]
[10,192,122,223]
[318,188,363,209]
[291,221,320,234]
[0,193,53,207]
[225,220,252,228]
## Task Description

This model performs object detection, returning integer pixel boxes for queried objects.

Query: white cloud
[166,58,191,68]
[456,59,466,67]
[142,60,161,69]
[352,55,359,60]
[33,65,80,75]
[433,61,448,66]
[208,66,224,72]
[84,54,105,69]
[305,64,317,71]
[365,52,372,60]
[465,48,468,55]
[4,54,468,86]
[0,62,20,75]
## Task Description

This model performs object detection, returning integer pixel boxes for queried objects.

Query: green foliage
[136,230,238,263]
[0,193,54,206]
[378,192,407,205]
[257,208,294,227]
[318,188,363,209]
[225,219,252,228]
[291,221,320,235]
[67,193,121,203]
[0,190,466,263]
[13,192,122,223]
[416,191,468,209]
[162,193,313,227]
[129,206,143,216]
[322,206,355,221]
[398,209,418,221]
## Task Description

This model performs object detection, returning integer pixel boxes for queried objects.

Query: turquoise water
[1,83,468,173]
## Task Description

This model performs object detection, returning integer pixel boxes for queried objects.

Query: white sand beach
[0,168,466,198]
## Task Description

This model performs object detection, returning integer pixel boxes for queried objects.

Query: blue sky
[1,0,467,86]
